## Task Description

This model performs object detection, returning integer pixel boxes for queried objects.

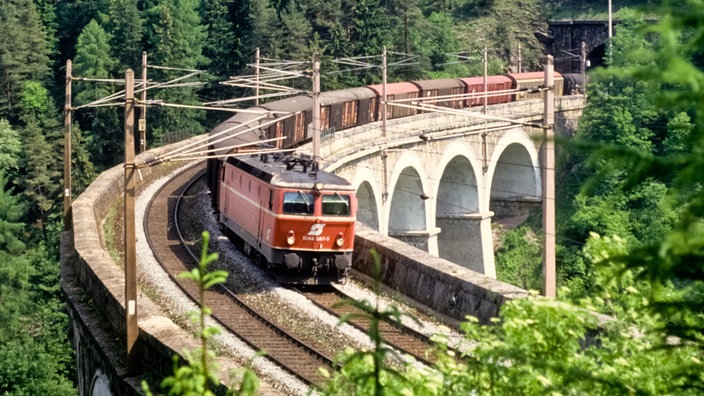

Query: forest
[1,0,702,394]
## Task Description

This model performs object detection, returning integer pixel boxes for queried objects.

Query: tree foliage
[73,19,122,169]
[0,0,51,122]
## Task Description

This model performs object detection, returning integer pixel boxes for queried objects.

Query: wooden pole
[381,46,388,138]
[381,46,389,203]
[481,47,488,174]
[542,55,556,298]
[312,55,321,161]
[255,48,260,106]
[580,42,587,94]
[63,60,73,230]
[124,69,140,373]
[139,51,147,153]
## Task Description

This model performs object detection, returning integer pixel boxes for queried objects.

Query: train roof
[320,87,376,105]
[412,78,465,90]
[366,81,418,96]
[459,75,513,86]
[226,154,355,191]
[507,71,564,83]
[260,94,313,113]
[209,108,268,156]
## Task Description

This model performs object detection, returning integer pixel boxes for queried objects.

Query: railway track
[144,162,334,388]
[144,162,449,390]
[296,287,438,366]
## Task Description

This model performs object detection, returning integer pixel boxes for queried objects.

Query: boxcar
[412,78,466,110]
[320,87,378,133]
[367,81,420,119]
[260,95,313,149]
[459,75,514,107]
[507,71,564,101]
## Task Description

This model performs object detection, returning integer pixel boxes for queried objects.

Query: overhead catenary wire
[385,99,549,129]
[152,112,294,164]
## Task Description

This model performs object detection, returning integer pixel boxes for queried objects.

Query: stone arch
[433,142,481,215]
[89,369,112,396]
[386,152,429,235]
[351,166,381,231]
[485,128,541,222]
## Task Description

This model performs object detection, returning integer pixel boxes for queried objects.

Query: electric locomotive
[217,151,356,284]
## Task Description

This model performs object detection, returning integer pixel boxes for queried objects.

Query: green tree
[102,0,144,70]
[73,19,122,168]
[15,80,64,242]
[71,123,97,196]
[347,0,389,57]
[0,171,75,395]
[0,118,21,173]
[424,12,459,73]
[0,0,51,121]
[19,121,61,242]
[144,0,208,144]
[248,0,281,58]
[201,0,240,75]
[279,1,313,61]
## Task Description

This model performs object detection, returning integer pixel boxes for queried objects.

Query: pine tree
[0,0,51,121]
[0,118,21,174]
[73,19,122,168]
[103,0,143,70]
[348,0,389,57]
[249,0,285,59]
[15,82,63,242]
[144,0,208,144]
[20,121,61,242]
[201,0,240,75]
[279,0,313,61]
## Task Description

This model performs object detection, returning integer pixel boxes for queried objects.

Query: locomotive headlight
[287,230,295,245]
[335,232,344,247]
[314,182,324,191]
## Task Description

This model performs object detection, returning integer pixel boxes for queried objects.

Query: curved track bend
[144,162,450,389]
[144,162,333,387]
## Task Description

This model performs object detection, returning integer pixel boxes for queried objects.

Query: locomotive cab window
[322,193,351,215]
[283,191,314,214]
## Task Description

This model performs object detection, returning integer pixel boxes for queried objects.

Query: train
[207,70,584,284]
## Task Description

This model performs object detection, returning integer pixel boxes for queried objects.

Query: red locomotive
[216,152,356,284]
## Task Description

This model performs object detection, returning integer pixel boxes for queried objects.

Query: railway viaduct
[312,94,585,277]
[61,93,585,394]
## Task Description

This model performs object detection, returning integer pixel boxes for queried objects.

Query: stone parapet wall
[353,225,529,325]
[62,135,225,395]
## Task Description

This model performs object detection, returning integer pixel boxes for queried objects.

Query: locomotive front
[271,177,357,284]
